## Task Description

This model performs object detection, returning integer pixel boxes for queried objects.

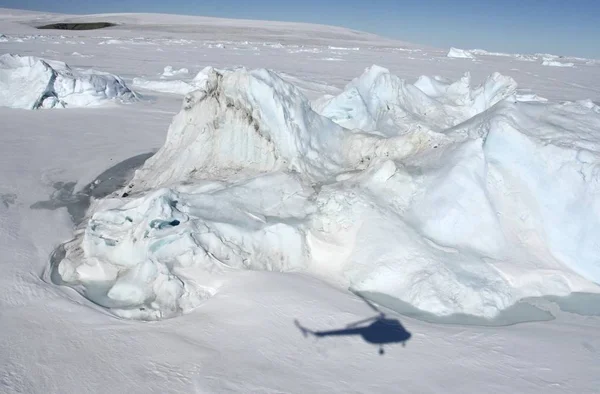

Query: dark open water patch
[36,22,117,30]
[31,152,154,225]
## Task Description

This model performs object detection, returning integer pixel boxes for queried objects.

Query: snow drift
[0,54,136,109]
[55,65,600,320]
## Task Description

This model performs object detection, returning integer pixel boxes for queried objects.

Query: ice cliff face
[56,65,600,320]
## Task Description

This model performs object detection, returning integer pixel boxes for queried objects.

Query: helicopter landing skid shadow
[294,292,411,355]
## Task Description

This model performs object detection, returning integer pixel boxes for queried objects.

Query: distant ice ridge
[447,47,475,59]
[0,54,136,109]
[468,49,591,64]
[466,48,537,62]
[132,78,198,95]
[469,48,512,57]
[542,59,575,68]
[56,65,600,320]
[133,66,215,95]
[71,52,93,58]
[98,39,124,45]
[470,49,538,62]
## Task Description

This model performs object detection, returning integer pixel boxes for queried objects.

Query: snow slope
[0,53,136,109]
[2,8,600,394]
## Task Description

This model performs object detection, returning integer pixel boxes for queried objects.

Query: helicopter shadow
[294,292,411,355]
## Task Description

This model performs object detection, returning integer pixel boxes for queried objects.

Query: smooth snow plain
[1,8,600,394]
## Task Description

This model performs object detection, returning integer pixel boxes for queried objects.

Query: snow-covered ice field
[1,8,600,393]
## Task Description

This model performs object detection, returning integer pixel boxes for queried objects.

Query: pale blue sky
[3,0,599,58]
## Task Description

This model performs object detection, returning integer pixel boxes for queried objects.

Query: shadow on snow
[294,292,411,355]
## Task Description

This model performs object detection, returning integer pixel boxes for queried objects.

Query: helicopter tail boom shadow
[295,320,364,338]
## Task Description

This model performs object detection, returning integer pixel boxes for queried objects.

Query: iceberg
[55,65,600,320]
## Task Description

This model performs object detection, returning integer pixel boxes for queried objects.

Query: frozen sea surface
[2,8,600,394]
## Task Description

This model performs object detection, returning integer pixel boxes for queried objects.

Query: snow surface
[0,53,136,109]
[2,8,600,394]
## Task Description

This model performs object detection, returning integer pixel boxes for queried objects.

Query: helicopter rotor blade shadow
[352,290,383,314]
[345,316,377,328]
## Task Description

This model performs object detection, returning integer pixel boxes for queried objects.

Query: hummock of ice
[56,65,600,320]
[447,47,475,59]
[0,54,136,109]
[161,65,189,78]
